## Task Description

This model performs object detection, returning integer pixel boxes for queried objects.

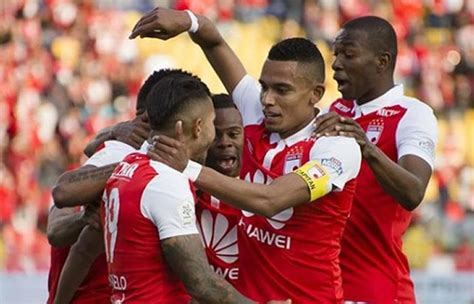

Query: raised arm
[54,225,104,304]
[129,7,246,93]
[84,117,150,157]
[162,235,253,303]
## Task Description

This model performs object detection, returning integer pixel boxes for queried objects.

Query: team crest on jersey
[284,150,303,174]
[198,210,238,264]
[366,119,384,144]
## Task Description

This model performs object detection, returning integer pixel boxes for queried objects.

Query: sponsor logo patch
[321,157,343,176]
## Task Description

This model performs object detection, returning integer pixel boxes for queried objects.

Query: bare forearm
[47,212,86,247]
[162,236,253,304]
[364,146,426,210]
[195,167,308,217]
[54,226,104,304]
[189,16,246,94]
[53,164,117,207]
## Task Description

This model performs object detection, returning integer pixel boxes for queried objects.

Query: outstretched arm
[54,225,104,304]
[162,235,253,303]
[147,126,360,217]
[129,7,246,93]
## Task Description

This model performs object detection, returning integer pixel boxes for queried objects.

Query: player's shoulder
[396,95,435,116]
[145,161,193,197]
[314,135,358,151]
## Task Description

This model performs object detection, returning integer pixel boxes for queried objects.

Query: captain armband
[293,161,332,202]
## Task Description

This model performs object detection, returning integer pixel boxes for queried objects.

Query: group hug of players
[46,6,438,304]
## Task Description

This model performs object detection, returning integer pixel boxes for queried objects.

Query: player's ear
[310,83,325,106]
[192,118,202,139]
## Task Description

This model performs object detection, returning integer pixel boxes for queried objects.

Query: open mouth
[216,156,237,170]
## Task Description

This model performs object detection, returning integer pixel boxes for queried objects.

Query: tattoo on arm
[162,235,253,304]
[63,164,117,184]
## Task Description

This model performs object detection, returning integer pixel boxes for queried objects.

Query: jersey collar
[139,140,150,153]
[354,84,404,117]
[269,118,315,146]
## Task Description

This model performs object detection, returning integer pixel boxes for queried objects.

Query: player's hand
[111,114,150,149]
[266,300,291,304]
[147,121,189,172]
[82,202,101,231]
[129,7,191,40]
[314,112,375,158]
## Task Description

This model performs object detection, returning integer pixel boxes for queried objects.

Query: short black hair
[342,16,398,70]
[212,94,236,110]
[136,69,194,114]
[146,72,211,131]
[268,37,325,83]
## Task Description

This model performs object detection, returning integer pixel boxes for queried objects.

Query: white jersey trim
[140,161,199,240]
[395,98,437,169]
[232,75,264,127]
[83,140,135,168]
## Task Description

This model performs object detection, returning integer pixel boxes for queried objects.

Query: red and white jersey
[103,142,199,304]
[196,193,241,284]
[47,140,134,304]
[231,76,361,303]
[329,85,438,303]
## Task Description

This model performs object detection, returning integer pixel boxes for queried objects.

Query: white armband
[183,160,202,182]
[186,10,199,33]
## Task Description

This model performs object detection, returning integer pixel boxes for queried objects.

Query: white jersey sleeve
[309,136,361,191]
[396,101,438,169]
[83,140,135,168]
[140,163,199,240]
[232,75,264,126]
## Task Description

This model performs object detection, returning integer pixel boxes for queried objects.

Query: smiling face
[331,29,382,103]
[206,107,243,177]
[259,60,323,139]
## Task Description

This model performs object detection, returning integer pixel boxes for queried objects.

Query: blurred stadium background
[0,0,473,303]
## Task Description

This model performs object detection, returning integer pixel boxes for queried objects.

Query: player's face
[332,29,379,102]
[206,107,243,178]
[192,98,216,164]
[259,60,320,138]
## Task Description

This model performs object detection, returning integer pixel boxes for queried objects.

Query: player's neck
[356,78,395,105]
[278,115,314,139]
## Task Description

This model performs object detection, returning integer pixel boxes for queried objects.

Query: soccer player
[48,70,163,303]
[314,16,438,303]
[46,204,105,304]
[132,7,361,303]
[198,94,244,283]
[102,72,255,303]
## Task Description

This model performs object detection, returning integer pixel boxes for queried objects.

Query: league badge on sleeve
[366,119,384,144]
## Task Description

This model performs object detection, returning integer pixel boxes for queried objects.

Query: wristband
[293,161,332,202]
[185,10,199,33]
[183,160,202,182]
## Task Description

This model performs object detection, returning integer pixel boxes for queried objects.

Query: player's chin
[264,121,281,133]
